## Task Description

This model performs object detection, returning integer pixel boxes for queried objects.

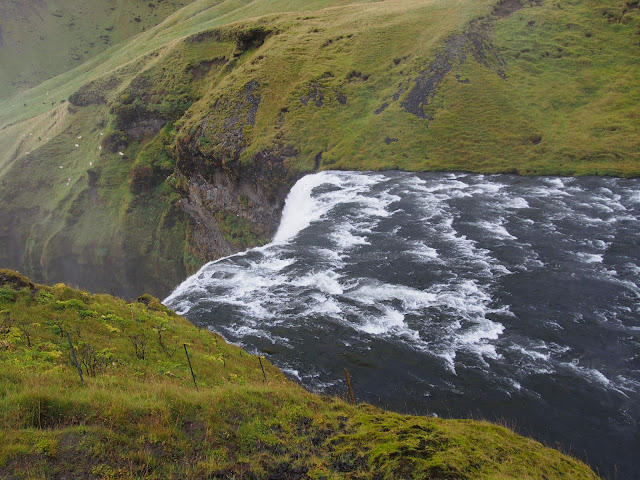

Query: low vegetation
[0,269,600,479]
[0,0,201,99]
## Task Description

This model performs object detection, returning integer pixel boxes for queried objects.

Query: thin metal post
[259,356,267,383]
[67,332,85,386]
[344,368,355,405]
[184,344,199,391]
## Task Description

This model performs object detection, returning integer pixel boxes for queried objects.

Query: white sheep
[118,152,125,156]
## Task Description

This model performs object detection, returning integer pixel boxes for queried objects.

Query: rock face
[176,143,298,266]
[173,78,299,265]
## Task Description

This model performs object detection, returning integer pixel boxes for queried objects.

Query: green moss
[215,211,269,249]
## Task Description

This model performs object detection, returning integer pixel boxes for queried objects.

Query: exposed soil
[346,70,369,82]
[71,75,122,105]
[0,269,34,290]
[300,81,324,107]
[386,0,539,119]
[124,117,167,139]
[493,0,529,18]
[374,102,388,115]
[188,56,228,81]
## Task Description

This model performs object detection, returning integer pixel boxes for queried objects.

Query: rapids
[165,171,640,479]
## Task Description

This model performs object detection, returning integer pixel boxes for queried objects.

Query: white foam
[508,379,522,391]
[476,220,516,240]
[223,324,290,346]
[508,197,530,209]
[576,252,604,264]
[455,321,504,356]
[316,247,346,264]
[509,345,551,361]
[283,172,389,241]
[258,256,295,272]
[360,191,401,218]
[359,307,407,335]
[346,282,437,309]
[282,368,302,380]
[308,294,343,316]
[616,375,640,393]
[564,361,619,392]
[292,271,343,295]
[408,241,439,261]
[627,191,640,204]
[170,299,195,316]
[545,177,565,188]
[470,182,503,195]
[529,186,570,198]
[273,172,342,243]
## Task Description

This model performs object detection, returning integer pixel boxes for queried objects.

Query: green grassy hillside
[0,269,600,479]
[0,0,637,298]
[0,0,202,100]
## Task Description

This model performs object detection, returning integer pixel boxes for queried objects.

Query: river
[165,171,640,479]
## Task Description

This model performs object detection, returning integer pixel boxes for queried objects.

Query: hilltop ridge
[0,0,201,99]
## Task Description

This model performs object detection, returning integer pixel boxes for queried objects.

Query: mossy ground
[0,270,599,479]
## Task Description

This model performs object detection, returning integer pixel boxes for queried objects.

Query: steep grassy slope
[0,0,202,99]
[0,0,637,299]
[0,269,600,479]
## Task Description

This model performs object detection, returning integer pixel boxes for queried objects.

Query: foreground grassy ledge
[0,270,599,479]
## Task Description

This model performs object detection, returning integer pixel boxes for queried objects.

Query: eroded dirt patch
[382,0,540,119]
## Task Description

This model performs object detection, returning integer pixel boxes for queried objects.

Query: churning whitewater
[165,171,640,479]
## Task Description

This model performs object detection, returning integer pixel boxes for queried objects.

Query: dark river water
[165,171,640,479]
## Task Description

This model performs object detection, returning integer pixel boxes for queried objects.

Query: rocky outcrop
[0,269,35,291]
[68,76,121,106]
[173,77,300,265]
[124,117,167,139]
[177,149,298,265]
